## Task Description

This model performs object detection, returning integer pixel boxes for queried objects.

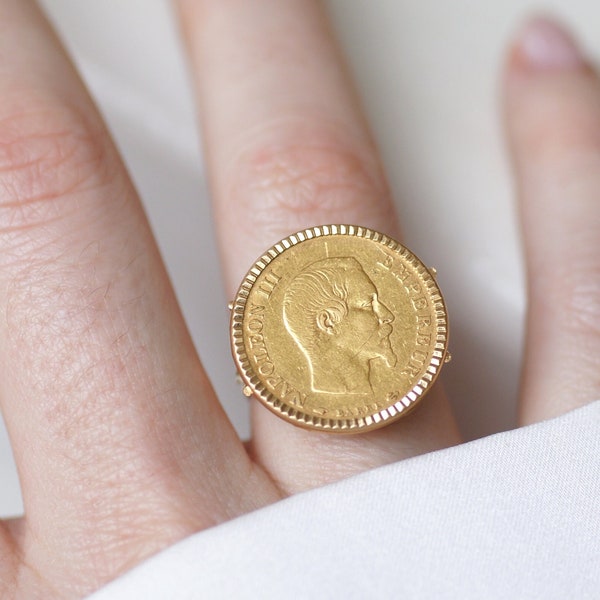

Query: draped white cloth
[89,402,600,599]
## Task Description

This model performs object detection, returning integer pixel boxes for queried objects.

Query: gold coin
[230,225,449,433]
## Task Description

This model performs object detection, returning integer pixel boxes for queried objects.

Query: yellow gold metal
[228,301,234,311]
[444,352,452,363]
[242,386,253,397]
[230,225,450,433]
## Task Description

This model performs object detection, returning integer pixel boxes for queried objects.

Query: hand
[0,2,596,598]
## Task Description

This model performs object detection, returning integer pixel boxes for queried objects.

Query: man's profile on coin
[282,257,397,394]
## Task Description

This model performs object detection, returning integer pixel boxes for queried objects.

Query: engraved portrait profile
[282,257,397,394]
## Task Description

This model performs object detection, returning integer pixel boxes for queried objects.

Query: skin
[0,1,596,598]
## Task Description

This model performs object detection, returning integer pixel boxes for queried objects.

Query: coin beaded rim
[230,224,449,433]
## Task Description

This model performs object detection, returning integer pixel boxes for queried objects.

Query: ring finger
[176,0,461,492]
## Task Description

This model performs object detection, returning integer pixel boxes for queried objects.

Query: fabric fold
[89,402,600,600]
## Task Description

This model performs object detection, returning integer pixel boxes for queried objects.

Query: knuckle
[561,274,600,339]
[228,137,391,237]
[521,88,600,164]
[527,126,600,172]
[4,247,152,438]
[0,101,112,236]
[537,265,600,339]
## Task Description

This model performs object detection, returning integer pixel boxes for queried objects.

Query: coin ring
[230,225,449,433]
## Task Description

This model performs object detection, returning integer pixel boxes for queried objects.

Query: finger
[505,17,600,424]
[177,0,461,493]
[0,0,278,591]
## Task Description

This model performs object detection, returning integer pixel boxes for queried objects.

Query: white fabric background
[89,402,600,600]
[0,0,597,597]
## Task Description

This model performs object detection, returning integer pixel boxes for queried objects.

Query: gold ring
[229,225,450,433]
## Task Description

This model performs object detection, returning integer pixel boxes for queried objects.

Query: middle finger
[0,0,276,589]
[177,0,461,492]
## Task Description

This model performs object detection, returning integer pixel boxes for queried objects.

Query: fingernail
[514,17,585,71]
